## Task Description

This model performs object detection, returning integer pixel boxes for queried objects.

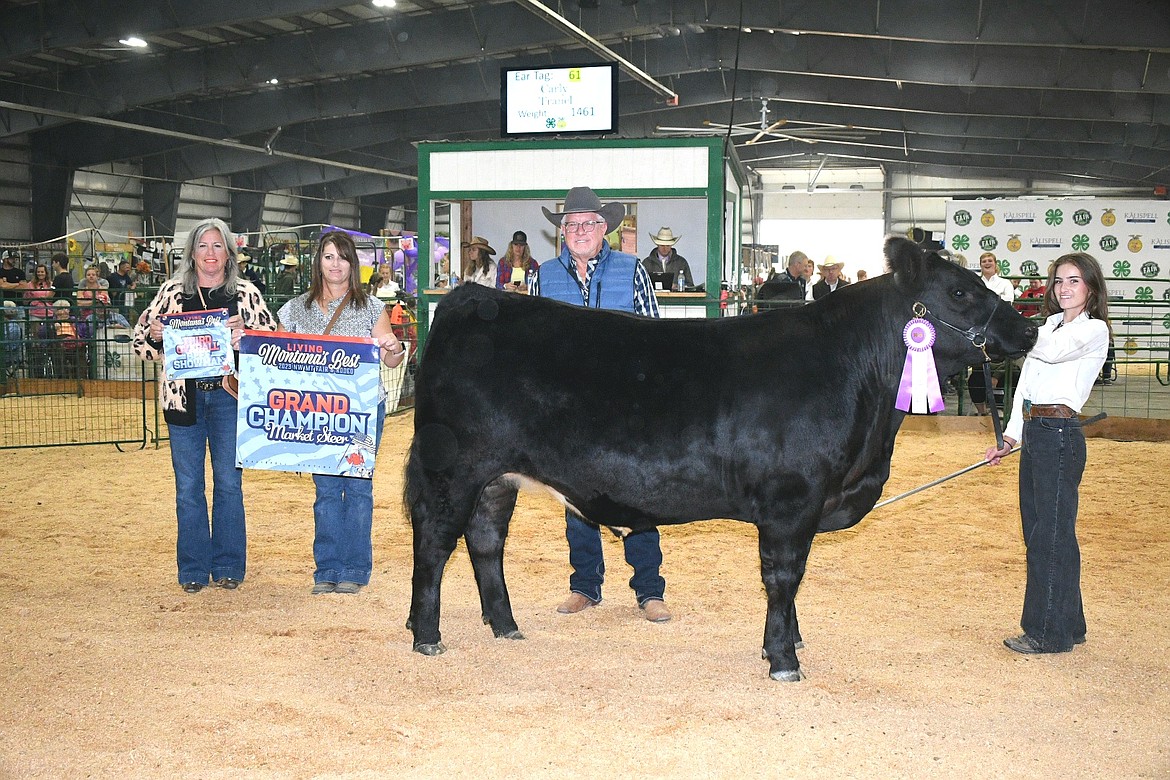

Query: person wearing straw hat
[642,227,693,291]
[236,249,267,294]
[274,253,300,297]
[811,257,849,300]
[530,185,672,623]
[462,236,498,288]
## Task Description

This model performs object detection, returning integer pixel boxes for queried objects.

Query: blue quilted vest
[538,244,638,313]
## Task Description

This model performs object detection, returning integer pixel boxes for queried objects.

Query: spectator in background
[812,258,850,300]
[237,250,267,294]
[641,227,693,290]
[274,253,300,297]
[967,251,1018,415]
[2,300,23,380]
[462,236,497,288]
[76,265,111,318]
[107,259,136,291]
[756,251,809,302]
[1,251,26,302]
[856,269,869,282]
[51,253,74,296]
[24,264,54,321]
[1016,277,1047,318]
[496,231,538,293]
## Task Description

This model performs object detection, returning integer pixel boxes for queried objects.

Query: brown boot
[556,592,599,614]
[640,599,671,623]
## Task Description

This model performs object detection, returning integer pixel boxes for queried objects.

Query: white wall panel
[431,146,709,192]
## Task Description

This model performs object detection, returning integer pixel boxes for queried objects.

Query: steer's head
[886,237,1037,377]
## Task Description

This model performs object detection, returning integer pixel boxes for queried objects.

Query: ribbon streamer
[895,318,945,414]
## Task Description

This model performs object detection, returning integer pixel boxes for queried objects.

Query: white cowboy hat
[279,254,299,267]
[541,186,625,233]
[649,227,681,246]
[818,257,844,271]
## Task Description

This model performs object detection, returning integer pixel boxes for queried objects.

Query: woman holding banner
[134,217,276,594]
[277,231,407,595]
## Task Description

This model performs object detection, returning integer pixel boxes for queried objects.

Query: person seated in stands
[76,265,111,320]
[1,300,24,390]
[51,299,87,379]
[755,251,809,302]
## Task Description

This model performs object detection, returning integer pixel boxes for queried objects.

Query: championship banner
[236,330,382,477]
[160,308,233,380]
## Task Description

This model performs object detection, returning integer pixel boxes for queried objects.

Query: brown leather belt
[1023,402,1076,420]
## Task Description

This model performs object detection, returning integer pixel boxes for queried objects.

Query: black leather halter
[914,299,1006,449]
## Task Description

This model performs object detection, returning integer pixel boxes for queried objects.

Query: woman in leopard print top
[133,217,275,594]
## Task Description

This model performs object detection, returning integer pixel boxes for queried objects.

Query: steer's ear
[885,236,927,293]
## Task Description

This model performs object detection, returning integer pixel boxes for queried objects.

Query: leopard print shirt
[133,279,275,423]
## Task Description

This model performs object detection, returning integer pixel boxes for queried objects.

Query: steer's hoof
[413,641,447,656]
[769,668,804,682]
[502,630,525,641]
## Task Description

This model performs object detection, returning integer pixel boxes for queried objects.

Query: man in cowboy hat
[529,185,672,623]
[236,249,266,294]
[811,256,849,300]
[274,253,300,297]
[642,227,693,291]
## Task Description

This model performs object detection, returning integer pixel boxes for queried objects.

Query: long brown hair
[505,240,533,268]
[304,231,369,310]
[1042,252,1109,323]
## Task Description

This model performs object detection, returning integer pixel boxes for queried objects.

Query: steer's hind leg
[465,477,524,641]
[758,524,816,681]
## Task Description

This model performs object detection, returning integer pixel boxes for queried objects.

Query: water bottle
[676,269,686,292]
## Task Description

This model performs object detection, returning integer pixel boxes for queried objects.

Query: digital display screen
[500,62,618,137]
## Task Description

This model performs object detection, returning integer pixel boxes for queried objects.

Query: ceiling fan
[656,98,868,145]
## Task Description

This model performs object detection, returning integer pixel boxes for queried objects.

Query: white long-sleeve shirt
[981,272,1015,303]
[1003,311,1110,443]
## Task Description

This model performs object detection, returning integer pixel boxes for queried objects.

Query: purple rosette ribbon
[895,318,945,414]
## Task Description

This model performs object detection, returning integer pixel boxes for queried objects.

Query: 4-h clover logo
[951,234,970,251]
[1072,234,1090,251]
[1135,286,1154,302]
[545,118,557,129]
[105,351,123,369]
[1163,313,1170,329]
[1045,208,1063,226]
[997,259,1010,276]
[1113,260,1131,277]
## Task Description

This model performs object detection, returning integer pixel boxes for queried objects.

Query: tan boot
[556,592,598,614]
[641,599,671,623]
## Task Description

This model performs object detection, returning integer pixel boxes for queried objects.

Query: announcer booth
[414,136,747,346]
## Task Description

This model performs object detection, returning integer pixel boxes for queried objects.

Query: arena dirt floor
[1,411,1167,778]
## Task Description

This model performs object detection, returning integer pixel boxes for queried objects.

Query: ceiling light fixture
[267,78,279,85]
[372,0,397,7]
[118,36,148,48]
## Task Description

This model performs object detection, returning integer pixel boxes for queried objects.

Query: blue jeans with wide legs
[1018,416,1088,651]
[169,386,246,585]
[565,511,666,606]
[311,402,385,586]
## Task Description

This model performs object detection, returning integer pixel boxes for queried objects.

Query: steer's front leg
[757,524,815,681]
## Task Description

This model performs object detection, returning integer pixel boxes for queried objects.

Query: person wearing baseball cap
[496,229,538,292]
[641,227,693,291]
[530,185,671,623]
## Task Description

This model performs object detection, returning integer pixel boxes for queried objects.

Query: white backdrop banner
[944,199,1170,355]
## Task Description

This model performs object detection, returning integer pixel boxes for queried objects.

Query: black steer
[404,237,1037,681]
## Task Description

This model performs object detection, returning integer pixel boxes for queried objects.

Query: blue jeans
[1018,416,1088,651]
[565,511,665,605]
[169,386,245,585]
[311,402,385,585]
